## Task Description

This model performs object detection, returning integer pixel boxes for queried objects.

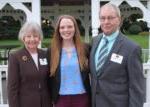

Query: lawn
[0,34,149,63]
[0,34,149,49]
[127,34,148,49]
[0,39,51,49]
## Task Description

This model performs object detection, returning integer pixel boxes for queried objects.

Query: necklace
[63,47,75,53]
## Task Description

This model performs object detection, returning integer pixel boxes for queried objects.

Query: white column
[32,0,41,48]
[0,71,3,104]
[91,0,100,37]
[32,0,41,25]
[84,27,90,43]
[144,1,150,107]
[143,62,150,107]
[147,0,150,60]
[84,4,90,42]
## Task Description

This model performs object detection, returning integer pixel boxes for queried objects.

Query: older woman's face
[23,31,41,51]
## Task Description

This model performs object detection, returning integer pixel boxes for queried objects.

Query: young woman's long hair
[50,15,88,76]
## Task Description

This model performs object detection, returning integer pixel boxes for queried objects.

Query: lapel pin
[22,55,28,61]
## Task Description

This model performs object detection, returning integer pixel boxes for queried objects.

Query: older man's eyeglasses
[100,16,117,22]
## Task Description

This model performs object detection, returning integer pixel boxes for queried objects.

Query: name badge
[39,58,48,65]
[110,53,123,64]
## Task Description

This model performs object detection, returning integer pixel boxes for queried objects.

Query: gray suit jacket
[90,32,145,107]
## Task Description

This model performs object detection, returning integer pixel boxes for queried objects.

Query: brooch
[22,55,28,61]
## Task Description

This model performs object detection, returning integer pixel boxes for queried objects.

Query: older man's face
[100,6,121,36]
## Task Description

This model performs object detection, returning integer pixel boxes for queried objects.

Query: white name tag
[110,53,123,64]
[39,58,48,65]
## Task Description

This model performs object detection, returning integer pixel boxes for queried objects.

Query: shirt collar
[103,30,119,42]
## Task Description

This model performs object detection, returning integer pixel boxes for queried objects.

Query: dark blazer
[7,48,52,107]
[48,44,91,104]
[90,32,145,107]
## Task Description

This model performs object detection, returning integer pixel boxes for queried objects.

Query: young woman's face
[23,31,41,51]
[59,18,75,41]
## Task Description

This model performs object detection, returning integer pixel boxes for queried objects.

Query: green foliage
[42,24,54,38]
[128,14,142,22]
[128,24,142,34]
[0,16,21,39]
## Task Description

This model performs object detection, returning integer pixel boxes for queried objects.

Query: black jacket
[48,44,91,104]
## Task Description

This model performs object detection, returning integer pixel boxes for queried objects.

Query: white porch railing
[0,50,8,65]
[143,63,150,107]
[0,49,149,107]
[142,49,149,63]
[0,65,8,107]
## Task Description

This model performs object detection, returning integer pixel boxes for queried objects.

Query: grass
[0,39,22,45]
[0,38,51,49]
[0,34,149,63]
[126,34,149,49]
[0,34,149,49]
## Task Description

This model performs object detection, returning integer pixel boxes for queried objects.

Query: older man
[90,3,145,107]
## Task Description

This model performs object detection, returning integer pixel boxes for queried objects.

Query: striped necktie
[96,37,109,72]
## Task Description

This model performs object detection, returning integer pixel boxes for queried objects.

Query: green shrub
[128,24,142,35]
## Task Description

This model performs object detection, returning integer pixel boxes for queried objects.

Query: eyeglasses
[100,16,118,22]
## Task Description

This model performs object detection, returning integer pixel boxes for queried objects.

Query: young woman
[48,15,91,107]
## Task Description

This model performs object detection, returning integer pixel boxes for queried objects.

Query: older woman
[7,21,52,107]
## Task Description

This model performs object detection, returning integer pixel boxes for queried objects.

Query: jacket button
[39,84,41,89]
[96,91,99,94]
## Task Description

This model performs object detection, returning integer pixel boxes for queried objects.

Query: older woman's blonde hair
[18,21,43,42]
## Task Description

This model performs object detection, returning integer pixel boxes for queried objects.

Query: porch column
[144,0,150,107]
[84,4,90,42]
[91,0,99,37]
[32,0,41,25]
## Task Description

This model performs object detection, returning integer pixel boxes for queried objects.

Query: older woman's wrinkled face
[23,30,41,52]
